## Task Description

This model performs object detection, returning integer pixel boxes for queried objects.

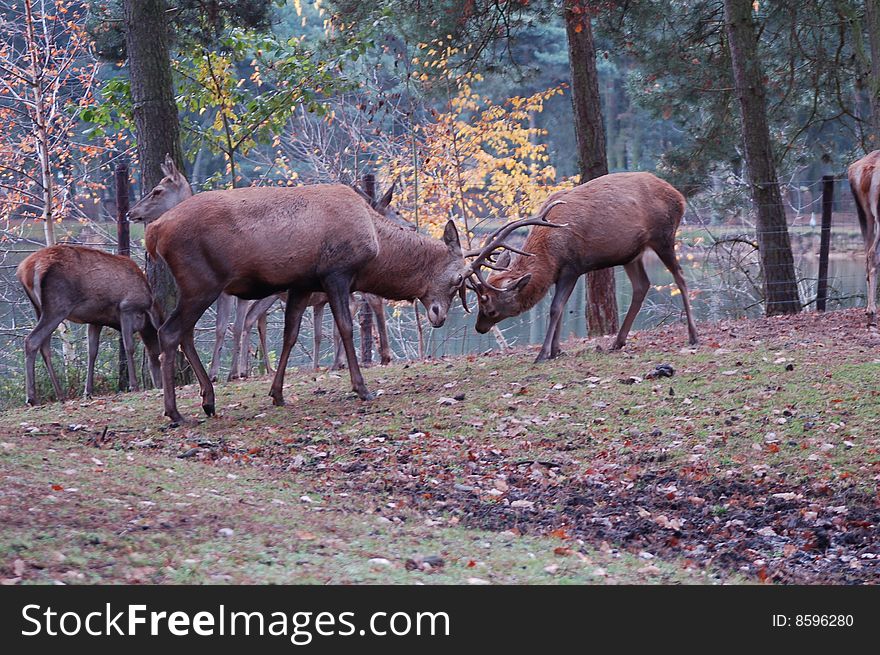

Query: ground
[1,308,878,585]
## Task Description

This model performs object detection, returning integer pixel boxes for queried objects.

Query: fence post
[816,175,834,312]
[358,173,376,366]
[115,162,131,390]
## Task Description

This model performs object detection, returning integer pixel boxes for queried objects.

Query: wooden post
[115,162,131,390]
[816,175,834,311]
[358,173,376,365]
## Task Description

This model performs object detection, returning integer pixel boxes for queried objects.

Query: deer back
[145,184,381,299]
[17,245,154,328]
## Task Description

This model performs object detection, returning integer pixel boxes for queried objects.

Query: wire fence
[0,175,871,409]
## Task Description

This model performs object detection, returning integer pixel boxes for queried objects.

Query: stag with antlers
[131,173,468,424]
[466,172,699,360]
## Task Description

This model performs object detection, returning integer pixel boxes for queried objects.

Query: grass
[1,308,878,584]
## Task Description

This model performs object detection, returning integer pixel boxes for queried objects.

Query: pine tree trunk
[723,0,801,315]
[123,0,192,380]
[864,0,880,144]
[564,2,619,336]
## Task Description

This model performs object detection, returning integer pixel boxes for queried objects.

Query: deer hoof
[689,336,699,346]
[25,397,37,407]
[270,392,285,407]
[534,353,549,363]
[357,390,376,401]
[202,403,215,417]
[380,357,392,365]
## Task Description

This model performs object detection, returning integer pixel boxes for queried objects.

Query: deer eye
[480,294,488,303]
[455,274,463,285]
[153,188,163,195]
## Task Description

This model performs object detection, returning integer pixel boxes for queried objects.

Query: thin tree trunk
[123,0,191,380]
[23,0,54,247]
[864,0,880,144]
[564,2,619,336]
[723,0,801,315]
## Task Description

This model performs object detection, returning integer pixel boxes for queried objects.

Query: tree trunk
[723,0,801,315]
[864,0,880,145]
[564,2,619,336]
[23,0,55,247]
[123,0,192,380]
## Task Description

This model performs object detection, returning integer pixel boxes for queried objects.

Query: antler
[463,199,567,291]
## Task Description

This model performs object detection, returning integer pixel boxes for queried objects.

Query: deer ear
[508,274,531,292]
[443,220,462,257]
[495,250,512,270]
[376,179,396,211]
[160,153,173,177]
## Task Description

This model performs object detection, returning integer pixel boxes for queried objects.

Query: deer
[132,181,473,425]
[239,291,393,375]
[847,151,880,327]
[229,184,415,379]
[467,172,699,360]
[129,157,404,381]
[16,244,163,405]
[126,156,271,382]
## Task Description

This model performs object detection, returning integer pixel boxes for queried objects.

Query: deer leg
[41,342,64,402]
[655,247,699,345]
[331,295,357,370]
[357,294,374,367]
[367,295,392,365]
[866,227,880,327]
[85,324,101,397]
[159,294,217,425]
[208,293,234,383]
[612,258,651,350]
[119,311,140,392]
[139,322,162,389]
[535,271,579,363]
[330,326,346,370]
[268,292,311,406]
[241,295,277,377]
[325,277,373,400]
[257,312,272,376]
[312,302,325,370]
[227,299,251,381]
[24,308,67,405]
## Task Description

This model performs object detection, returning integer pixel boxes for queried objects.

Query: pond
[248,251,869,368]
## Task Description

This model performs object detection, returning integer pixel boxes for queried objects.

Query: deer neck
[358,220,449,301]
[509,238,559,313]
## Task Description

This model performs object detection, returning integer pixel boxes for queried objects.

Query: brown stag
[847,151,880,327]
[228,184,413,379]
[129,157,402,381]
[468,172,699,360]
[16,245,162,405]
[134,182,470,424]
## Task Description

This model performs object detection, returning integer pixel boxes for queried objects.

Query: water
[250,252,869,367]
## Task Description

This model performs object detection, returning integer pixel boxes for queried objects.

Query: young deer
[16,245,162,405]
[468,172,699,360]
[847,151,880,327]
[134,181,468,424]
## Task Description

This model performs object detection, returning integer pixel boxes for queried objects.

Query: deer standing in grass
[133,179,471,425]
[468,172,699,359]
[16,245,162,405]
[847,151,880,327]
[129,158,403,380]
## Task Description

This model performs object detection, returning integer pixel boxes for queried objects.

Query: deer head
[423,219,466,327]
[463,201,567,333]
[128,154,193,222]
